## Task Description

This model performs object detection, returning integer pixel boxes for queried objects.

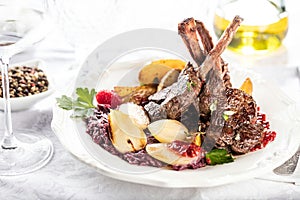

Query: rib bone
[178,18,205,67]
[198,16,243,80]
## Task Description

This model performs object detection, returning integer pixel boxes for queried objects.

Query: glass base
[0,132,53,176]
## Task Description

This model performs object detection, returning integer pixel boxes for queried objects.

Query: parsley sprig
[56,88,96,118]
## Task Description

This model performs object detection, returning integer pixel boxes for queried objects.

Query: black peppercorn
[0,66,49,98]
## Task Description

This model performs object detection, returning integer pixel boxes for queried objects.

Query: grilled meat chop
[145,16,265,154]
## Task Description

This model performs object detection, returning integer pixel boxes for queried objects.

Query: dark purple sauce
[85,105,206,170]
[86,104,164,168]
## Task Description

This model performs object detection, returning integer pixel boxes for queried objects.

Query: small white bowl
[0,59,55,111]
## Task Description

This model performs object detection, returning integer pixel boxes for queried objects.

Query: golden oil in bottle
[213,0,288,55]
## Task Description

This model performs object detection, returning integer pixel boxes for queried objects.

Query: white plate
[52,28,300,188]
[0,59,55,111]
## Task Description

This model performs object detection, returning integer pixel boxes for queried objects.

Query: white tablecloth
[1,0,300,199]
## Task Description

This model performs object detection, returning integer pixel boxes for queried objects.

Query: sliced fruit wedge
[146,143,199,166]
[147,119,189,143]
[108,110,147,153]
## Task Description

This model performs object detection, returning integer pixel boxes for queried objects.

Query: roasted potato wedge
[129,85,157,105]
[240,77,253,95]
[138,63,172,85]
[151,59,186,70]
[114,86,140,103]
[114,86,139,97]
[114,85,156,105]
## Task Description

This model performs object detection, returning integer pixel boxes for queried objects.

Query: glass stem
[0,56,16,149]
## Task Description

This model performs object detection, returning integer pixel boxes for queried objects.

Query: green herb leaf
[191,81,196,87]
[222,113,229,121]
[187,80,196,92]
[76,88,96,108]
[71,108,95,118]
[56,95,74,110]
[56,87,97,118]
[187,81,191,92]
[205,149,234,165]
[186,80,196,92]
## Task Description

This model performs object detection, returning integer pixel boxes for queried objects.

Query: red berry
[96,90,121,109]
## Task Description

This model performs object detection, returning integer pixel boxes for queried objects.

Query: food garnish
[240,77,253,95]
[95,90,121,108]
[56,88,96,118]
[205,149,234,165]
[56,16,276,171]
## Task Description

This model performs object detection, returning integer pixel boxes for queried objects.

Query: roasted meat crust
[225,88,257,129]
[147,62,203,120]
[231,123,265,154]
[215,88,262,154]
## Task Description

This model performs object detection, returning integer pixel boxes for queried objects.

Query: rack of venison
[77,15,276,170]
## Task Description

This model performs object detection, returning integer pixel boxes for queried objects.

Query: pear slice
[118,103,150,129]
[146,143,199,166]
[108,110,147,153]
[157,69,180,91]
[147,119,189,143]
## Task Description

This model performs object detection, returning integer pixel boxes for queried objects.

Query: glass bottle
[213,0,288,55]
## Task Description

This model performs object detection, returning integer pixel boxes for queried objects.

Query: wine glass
[0,0,53,175]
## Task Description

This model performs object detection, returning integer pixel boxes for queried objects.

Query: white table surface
[1,0,300,199]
